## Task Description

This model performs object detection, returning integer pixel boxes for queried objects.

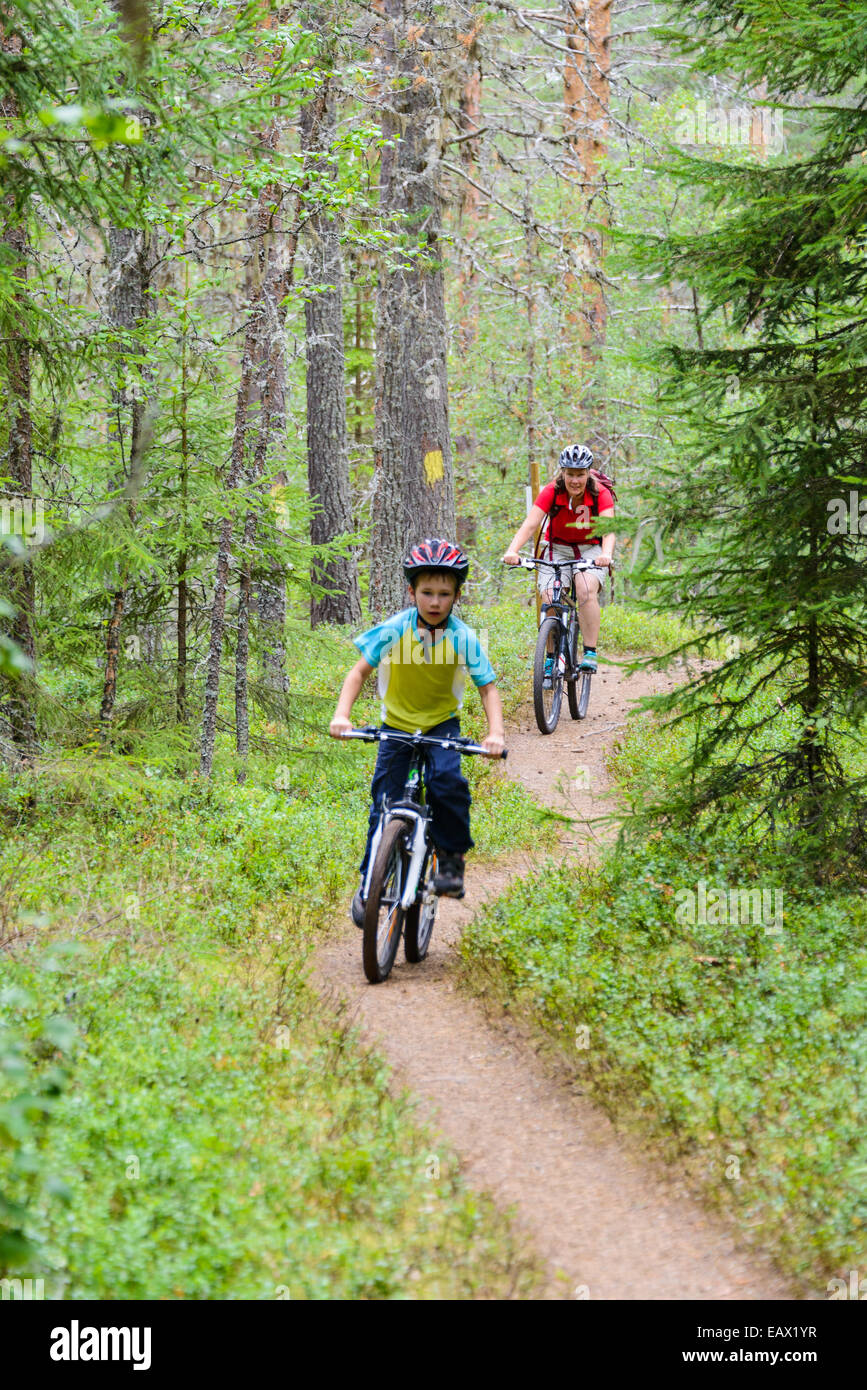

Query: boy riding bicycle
[329,539,506,926]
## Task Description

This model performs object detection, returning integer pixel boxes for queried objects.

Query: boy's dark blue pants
[359,717,473,879]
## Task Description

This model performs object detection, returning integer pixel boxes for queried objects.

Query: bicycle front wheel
[533,615,563,734]
[404,849,438,963]
[576,671,592,719]
[566,617,581,720]
[363,817,408,983]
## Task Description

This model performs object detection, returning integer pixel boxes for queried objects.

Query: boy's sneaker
[542,655,554,689]
[433,852,465,899]
[350,888,366,928]
[579,648,597,673]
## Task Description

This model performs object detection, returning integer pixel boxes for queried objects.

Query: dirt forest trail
[314,657,796,1300]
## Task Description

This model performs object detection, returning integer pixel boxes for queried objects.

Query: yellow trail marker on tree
[423,449,444,485]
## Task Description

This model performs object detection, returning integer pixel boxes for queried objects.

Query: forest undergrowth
[460,625,867,1293]
[0,597,563,1298]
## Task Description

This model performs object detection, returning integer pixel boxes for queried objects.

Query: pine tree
[0,29,36,752]
[370,0,456,616]
[631,0,867,876]
[301,44,362,628]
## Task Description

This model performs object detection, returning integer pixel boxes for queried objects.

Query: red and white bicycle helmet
[403,538,469,590]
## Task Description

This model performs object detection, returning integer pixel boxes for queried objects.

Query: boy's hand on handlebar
[502,550,521,565]
[482,730,506,757]
[329,714,353,738]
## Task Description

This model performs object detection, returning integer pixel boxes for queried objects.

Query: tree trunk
[99,589,125,725]
[524,183,537,476]
[234,517,255,782]
[199,113,316,777]
[456,27,483,354]
[252,203,291,694]
[99,222,151,729]
[353,268,365,446]
[177,551,188,724]
[564,0,611,461]
[370,1,455,617]
[176,258,190,725]
[302,77,362,628]
[0,33,37,754]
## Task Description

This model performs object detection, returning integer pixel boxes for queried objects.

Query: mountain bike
[341,727,507,984]
[507,555,601,734]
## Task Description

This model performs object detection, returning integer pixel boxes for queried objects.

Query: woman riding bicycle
[503,443,615,675]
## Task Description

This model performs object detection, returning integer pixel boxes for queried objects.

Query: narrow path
[314,659,796,1300]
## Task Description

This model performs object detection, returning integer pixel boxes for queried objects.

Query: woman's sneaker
[433,852,465,898]
[543,655,554,689]
[579,648,597,673]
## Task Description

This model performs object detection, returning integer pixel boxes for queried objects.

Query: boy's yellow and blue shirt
[354,607,496,733]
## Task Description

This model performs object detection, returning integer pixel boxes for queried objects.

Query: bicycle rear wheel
[363,817,408,983]
[533,616,563,734]
[404,849,438,963]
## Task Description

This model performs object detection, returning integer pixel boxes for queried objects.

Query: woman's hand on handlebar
[502,549,522,566]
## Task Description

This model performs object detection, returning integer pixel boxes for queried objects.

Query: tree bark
[176,550,188,724]
[100,589,125,725]
[253,212,291,695]
[353,268,365,446]
[176,258,190,725]
[0,31,37,754]
[234,518,255,782]
[199,113,316,777]
[370,1,455,617]
[524,184,537,477]
[302,77,362,628]
[99,222,151,728]
[564,0,611,461]
[456,26,483,354]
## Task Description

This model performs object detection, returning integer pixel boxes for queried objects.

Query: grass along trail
[314,659,796,1300]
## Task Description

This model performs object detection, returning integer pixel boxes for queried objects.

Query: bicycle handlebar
[506,554,605,572]
[340,726,507,759]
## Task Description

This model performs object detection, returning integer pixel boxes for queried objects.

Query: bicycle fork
[543,606,572,677]
[362,807,428,911]
[397,810,428,910]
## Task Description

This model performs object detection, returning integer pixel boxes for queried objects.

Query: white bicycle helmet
[559,443,594,470]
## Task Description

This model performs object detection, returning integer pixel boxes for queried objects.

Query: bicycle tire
[577,671,592,719]
[533,615,563,734]
[362,817,408,983]
[404,849,438,963]
[566,615,581,720]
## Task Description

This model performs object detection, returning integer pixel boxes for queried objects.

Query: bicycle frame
[543,567,579,677]
[523,556,595,680]
[344,728,504,909]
